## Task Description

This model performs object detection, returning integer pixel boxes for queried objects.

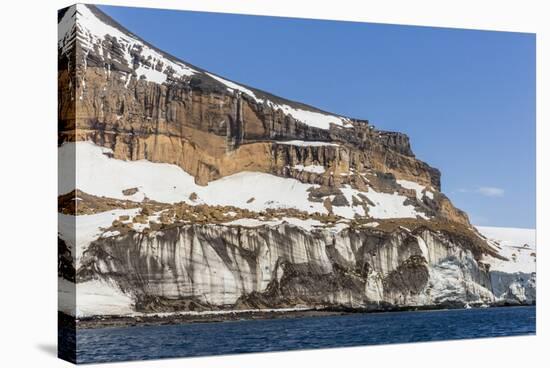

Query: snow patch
[224,217,346,232]
[58,208,140,267]
[277,140,339,147]
[77,279,134,317]
[338,185,426,220]
[292,164,326,174]
[59,278,135,317]
[477,226,536,274]
[206,73,258,98]
[365,188,427,219]
[224,218,281,228]
[205,72,351,130]
[101,230,121,238]
[276,104,352,130]
[201,172,326,214]
[476,226,535,248]
[397,179,433,201]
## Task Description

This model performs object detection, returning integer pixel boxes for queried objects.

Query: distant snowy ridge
[476,226,536,274]
[476,226,535,248]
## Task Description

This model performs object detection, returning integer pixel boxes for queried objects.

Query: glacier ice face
[71,222,533,315]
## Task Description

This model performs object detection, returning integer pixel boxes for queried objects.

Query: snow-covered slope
[477,226,535,249]
[59,277,135,318]
[59,141,428,220]
[58,208,140,267]
[476,226,536,304]
[477,226,536,274]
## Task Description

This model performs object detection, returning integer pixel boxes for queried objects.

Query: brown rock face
[61,66,441,189]
[58,4,469,225]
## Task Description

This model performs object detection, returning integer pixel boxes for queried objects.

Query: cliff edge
[58,5,535,318]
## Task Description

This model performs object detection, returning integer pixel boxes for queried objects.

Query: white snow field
[59,272,309,318]
[58,277,135,317]
[58,208,141,267]
[397,179,434,200]
[59,141,428,220]
[477,226,536,274]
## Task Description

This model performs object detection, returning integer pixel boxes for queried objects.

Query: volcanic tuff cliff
[58,4,535,317]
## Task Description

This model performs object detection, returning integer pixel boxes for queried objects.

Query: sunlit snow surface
[59,141,427,220]
[58,209,141,267]
[59,277,135,318]
[292,164,326,174]
[477,226,536,274]
[277,140,340,147]
[224,217,348,233]
[396,179,434,200]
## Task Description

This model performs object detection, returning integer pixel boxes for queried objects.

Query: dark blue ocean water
[76,306,535,364]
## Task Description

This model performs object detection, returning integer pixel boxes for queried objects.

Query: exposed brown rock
[58,189,141,215]
[323,197,333,214]
[122,187,138,196]
[58,5,468,228]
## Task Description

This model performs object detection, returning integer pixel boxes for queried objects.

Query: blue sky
[99,5,536,228]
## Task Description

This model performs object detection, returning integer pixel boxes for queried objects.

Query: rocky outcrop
[63,70,442,191]
[58,5,447,208]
